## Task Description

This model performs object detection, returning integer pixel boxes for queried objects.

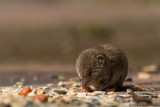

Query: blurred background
[0,0,160,85]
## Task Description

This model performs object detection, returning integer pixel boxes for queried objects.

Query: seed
[107,91,114,95]
[52,89,67,95]
[77,92,87,97]
[33,94,47,102]
[19,87,31,96]
[93,91,106,95]
[127,89,132,94]
[133,85,145,91]
[58,81,66,87]
[72,83,81,87]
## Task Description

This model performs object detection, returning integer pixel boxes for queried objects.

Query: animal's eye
[96,54,105,63]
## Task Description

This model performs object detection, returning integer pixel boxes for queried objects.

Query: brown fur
[76,44,128,92]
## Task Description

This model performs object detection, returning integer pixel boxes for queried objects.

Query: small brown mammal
[76,44,128,92]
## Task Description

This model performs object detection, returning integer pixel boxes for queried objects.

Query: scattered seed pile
[0,76,160,107]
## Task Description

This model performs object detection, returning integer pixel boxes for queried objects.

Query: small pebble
[107,91,114,95]
[72,83,81,87]
[71,99,81,105]
[25,101,34,107]
[77,92,87,97]
[127,89,132,94]
[135,92,153,98]
[58,81,66,87]
[133,85,145,91]
[52,89,67,95]
[33,94,47,102]
[18,85,23,88]
[94,91,106,95]
[20,87,32,96]
[47,83,54,87]
[27,91,36,97]
[115,96,131,102]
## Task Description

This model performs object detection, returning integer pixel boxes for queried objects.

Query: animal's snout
[81,78,93,92]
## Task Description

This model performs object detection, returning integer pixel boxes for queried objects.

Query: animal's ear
[93,53,107,72]
[96,53,106,65]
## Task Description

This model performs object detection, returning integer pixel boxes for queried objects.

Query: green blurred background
[0,0,160,69]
